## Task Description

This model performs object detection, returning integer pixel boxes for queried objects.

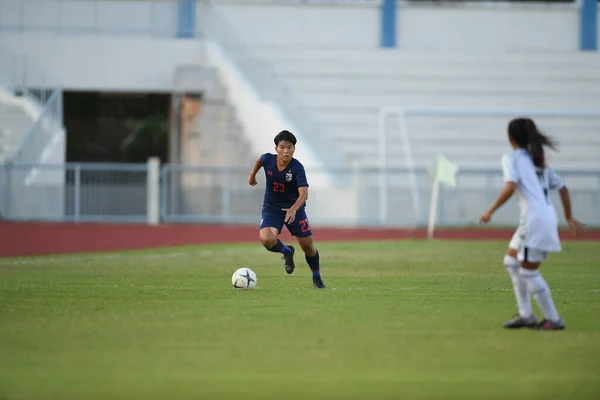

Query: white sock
[519,267,560,322]
[503,255,532,317]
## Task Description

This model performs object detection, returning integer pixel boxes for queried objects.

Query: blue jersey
[260,153,308,211]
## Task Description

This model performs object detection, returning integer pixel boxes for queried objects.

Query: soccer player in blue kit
[248,130,326,289]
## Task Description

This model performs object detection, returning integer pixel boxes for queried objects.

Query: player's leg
[259,215,295,274]
[296,235,326,288]
[518,249,565,330]
[285,210,325,289]
[503,227,536,328]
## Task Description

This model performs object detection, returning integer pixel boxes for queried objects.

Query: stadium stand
[254,46,600,169]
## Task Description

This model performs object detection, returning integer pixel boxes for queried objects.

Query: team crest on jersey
[285,170,293,182]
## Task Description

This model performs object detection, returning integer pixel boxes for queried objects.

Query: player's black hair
[508,117,557,168]
[274,130,297,146]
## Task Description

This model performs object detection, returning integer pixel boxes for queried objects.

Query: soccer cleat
[283,245,295,274]
[503,314,538,329]
[312,276,326,289]
[534,318,566,331]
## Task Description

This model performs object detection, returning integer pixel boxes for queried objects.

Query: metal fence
[1,163,149,222]
[1,162,599,227]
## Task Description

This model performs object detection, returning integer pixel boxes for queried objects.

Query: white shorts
[508,226,548,263]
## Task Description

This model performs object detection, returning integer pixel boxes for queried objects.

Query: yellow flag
[435,154,459,188]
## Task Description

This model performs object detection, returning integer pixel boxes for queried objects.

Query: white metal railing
[0,44,63,166]
[0,43,55,104]
[1,161,157,223]
[1,162,598,227]
[12,90,63,167]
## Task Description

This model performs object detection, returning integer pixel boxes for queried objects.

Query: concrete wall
[0,33,204,91]
[1,1,594,92]
[0,0,181,36]
[217,1,592,51]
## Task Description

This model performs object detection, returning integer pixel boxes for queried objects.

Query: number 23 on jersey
[273,182,285,193]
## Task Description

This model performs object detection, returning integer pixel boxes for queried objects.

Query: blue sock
[268,239,292,256]
[306,250,320,278]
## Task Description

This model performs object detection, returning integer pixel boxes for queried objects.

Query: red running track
[0,222,598,258]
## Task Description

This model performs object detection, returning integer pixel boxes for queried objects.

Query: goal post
[377,107,421,226]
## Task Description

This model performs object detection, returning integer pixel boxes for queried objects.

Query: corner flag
[428,155,459,239]
[435,154,459,188]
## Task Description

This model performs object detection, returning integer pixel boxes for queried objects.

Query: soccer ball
[231,267,257,290]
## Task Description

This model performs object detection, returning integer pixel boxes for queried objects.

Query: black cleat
[503,314,538,329]
[312,276,326,289]
[283,245,295,274]
[533,318,566,331]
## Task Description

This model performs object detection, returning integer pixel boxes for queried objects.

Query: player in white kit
[480,118,583,330]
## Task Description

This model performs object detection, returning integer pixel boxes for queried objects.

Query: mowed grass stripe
[1,240,599,399]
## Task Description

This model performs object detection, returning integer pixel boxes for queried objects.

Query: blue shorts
[260,208,313,238]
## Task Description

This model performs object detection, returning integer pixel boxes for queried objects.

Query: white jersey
[502,148,565,252]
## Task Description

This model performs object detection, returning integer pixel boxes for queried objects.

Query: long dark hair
[508,117,557,168]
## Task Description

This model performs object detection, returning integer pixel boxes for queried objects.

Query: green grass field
[1,240,599,400]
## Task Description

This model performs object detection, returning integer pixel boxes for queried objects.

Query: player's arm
[549,168,584,235]
[480,181,516,223]
[558,186,584,236]
[481,154,518,224]
[283,186,308,224]
[291,186,308,212]
[248,157,262,186]
[559,186,572,221]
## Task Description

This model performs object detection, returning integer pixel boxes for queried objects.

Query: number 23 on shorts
[299,218,310,233]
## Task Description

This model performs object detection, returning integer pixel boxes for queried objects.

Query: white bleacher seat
[254,46,600,170]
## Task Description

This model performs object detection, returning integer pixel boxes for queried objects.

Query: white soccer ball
[231,267,257,290]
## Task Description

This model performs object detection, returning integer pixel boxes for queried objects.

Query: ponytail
[508,118,558,168]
